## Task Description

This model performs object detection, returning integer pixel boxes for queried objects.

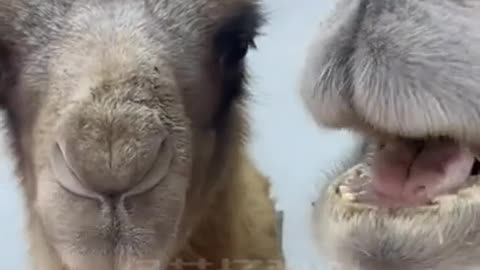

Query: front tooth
[341,192,356,202]
[338,185,352,194]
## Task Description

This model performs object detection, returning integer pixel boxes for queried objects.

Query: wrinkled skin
[0,0,283,269]
[300,0,480,270]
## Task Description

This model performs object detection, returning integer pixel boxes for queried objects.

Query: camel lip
[50,142,102,201]
[50,138,174,202]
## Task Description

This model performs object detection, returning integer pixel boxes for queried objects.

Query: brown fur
[0,0,284,269]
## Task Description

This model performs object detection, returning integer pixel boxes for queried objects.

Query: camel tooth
[340,191,356,202]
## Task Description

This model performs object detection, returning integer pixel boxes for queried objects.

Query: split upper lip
[50,139,174,201]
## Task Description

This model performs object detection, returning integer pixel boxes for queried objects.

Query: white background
[0,0,361,269]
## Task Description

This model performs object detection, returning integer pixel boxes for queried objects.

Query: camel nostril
[52,132,172,198]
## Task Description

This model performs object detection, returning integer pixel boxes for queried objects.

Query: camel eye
[216,31,256,67]
[211,31,255,126]
[223,35,255,66]
[209,6,263,127]
[213,6,260,69]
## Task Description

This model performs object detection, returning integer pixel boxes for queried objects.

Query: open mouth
[335,137,480,208]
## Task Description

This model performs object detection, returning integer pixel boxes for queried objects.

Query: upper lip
[50,139,174,201]
[50,142,102,201]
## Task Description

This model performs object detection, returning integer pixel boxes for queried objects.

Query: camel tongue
[371,140,475,205]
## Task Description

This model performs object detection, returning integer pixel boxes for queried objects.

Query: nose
[53,114,172,197]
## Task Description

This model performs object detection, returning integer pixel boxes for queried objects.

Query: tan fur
[0,0,284,269]
[174,154,284,270]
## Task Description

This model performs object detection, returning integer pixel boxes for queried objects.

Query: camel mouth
[333,137,480,209]
[334,163,480,209]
